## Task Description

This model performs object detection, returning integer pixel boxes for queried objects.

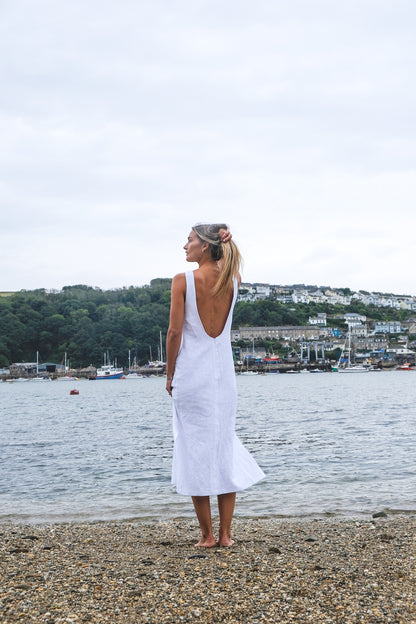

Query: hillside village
[233,283,416,367]
[1,281,416,378]
[238,283,416,310]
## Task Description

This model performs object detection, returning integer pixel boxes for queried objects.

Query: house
[291,290,310,304]
[9,362,37,377]
[344,313,366,326]
[308,313,327,326]
[237,283,271,302]
[374,321,403,334]
[234,326,333,341]
[351,325,368,337]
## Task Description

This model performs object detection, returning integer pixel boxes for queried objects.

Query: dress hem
[172,475,265,497]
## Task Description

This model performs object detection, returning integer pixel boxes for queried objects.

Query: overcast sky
[1,0,415,295]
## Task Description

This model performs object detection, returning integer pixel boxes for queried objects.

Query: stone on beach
[1,516,415,623]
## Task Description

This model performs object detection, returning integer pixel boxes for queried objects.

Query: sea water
[0,372,415,523]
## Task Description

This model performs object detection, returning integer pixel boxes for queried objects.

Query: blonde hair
[192,223,242,297]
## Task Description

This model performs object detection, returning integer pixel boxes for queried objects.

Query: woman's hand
[166,378,173,396]
[219,228,232,243]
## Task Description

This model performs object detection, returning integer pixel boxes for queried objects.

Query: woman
[166,223,265,547]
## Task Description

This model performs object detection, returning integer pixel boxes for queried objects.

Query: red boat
[397,362,414,371]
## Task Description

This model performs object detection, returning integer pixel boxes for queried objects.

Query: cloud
[1,0,415,294]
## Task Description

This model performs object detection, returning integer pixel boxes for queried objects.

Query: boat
[338,365,369,373]
[32,351,52,381]
[125,372,144,379]
[58,353,78,380]
[95,353,124,379]
[397,362,414,371]
[336,326,369,373]
[147,332,166,368]
[95,364,124,379]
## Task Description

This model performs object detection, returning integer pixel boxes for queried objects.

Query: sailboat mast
[348,325,351,366]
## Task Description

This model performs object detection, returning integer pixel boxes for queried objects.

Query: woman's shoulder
[171,272,187,291]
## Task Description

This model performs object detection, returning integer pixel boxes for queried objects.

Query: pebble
[0,516,415,623]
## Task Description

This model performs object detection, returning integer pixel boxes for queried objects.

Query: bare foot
[194,537,217,548]
[218,538,235,547]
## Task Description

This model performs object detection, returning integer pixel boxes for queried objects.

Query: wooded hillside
[0,281,413,368]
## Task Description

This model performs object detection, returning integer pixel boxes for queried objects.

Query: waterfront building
[352,336,389,351]
[9,362,38,377]
[233,325,333,341]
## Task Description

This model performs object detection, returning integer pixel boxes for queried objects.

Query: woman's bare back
[193,268,234,338]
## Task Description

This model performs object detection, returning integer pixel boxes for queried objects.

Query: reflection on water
[0,372,415,523]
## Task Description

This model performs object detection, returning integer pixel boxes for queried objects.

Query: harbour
[1,371,415,524]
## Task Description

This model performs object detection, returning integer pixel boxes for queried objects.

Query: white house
[344,313,367,326]
[374,321,403,334]
[308,313,327,326]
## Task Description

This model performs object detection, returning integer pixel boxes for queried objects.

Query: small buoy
[70,389,79,395]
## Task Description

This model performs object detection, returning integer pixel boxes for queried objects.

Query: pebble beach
[1,514,415,623]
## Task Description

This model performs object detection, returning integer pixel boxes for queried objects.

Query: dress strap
[185,271,195,300]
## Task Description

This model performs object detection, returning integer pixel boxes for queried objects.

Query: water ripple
[1,372,415,522]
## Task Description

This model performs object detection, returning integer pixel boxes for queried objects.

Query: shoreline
[1,507,415,526]
[1,515,415,623]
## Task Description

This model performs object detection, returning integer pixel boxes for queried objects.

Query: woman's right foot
[195,537,217,547]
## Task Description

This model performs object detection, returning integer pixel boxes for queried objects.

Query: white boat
[58,353,78,380]
[95,364,124,380]
[147,332,166,368]
[95,353,124,379]
[338,365,369,373]
[125,372,144,379]
[337,326,369,373]
[32,351,52,380]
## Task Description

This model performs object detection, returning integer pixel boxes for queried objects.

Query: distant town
[1,280,415,379]
[237,282,416,310]
[232,282,416,369]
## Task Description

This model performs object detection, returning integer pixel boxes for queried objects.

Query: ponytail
[192,223,242,298]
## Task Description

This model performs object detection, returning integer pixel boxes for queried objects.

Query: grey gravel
[1,515,415,623]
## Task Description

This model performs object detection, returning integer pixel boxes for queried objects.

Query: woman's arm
[165,273,186,396]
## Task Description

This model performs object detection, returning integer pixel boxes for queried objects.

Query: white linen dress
[171,270,265,496]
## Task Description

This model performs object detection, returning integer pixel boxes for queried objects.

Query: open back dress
[171,270,265,496]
